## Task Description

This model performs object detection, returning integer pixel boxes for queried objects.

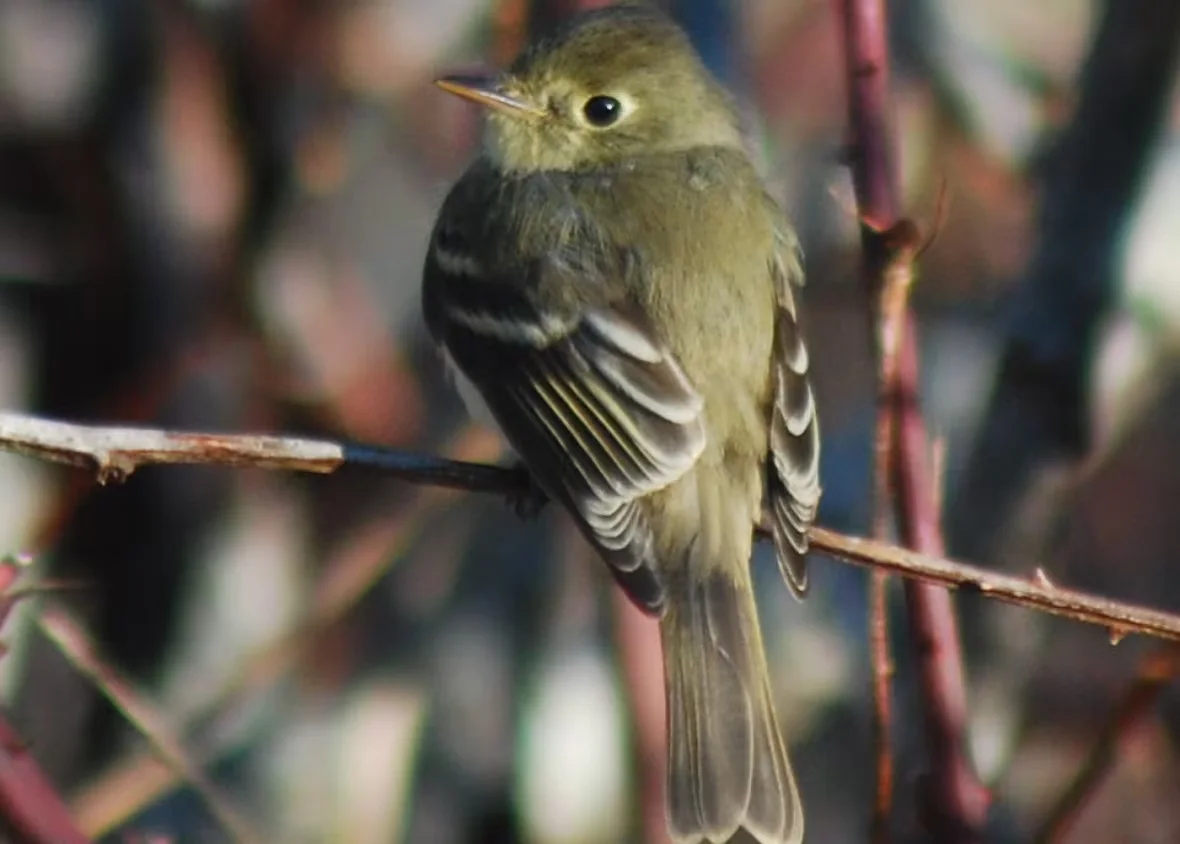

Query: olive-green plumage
[422,4,820,843]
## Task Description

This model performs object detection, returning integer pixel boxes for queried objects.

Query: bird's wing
[766,226,821,596]
[424,234,705,615]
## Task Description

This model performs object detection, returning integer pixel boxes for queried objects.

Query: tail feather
[662,569,803,844]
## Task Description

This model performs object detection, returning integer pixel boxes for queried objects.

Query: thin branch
[837,0,989,838]
[0,411,523,493]
[867,571,894,844]
[0,412,343,479]
[1032,645,1180,844]
[0,711,92,844]
[0,560,92,843]
[37,607,265,844]
[71,427,500,838]
[808,528,1180,641]
[863,210,927,844]
[862,208,937,844]
[3,412,1180,643]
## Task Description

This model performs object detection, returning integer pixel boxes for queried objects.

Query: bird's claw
[506,464,549,519]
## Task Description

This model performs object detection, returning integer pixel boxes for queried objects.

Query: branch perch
[837,0,988,837]
[3,411,1180,642]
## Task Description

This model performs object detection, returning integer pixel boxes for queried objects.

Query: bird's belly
[440,346,509,442]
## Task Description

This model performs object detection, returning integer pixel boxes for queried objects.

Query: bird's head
[436,3,743,173]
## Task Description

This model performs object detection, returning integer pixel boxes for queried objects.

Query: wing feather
[767,229,821,595]
[427,246,706,612]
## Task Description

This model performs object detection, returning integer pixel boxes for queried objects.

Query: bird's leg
[505,460,549,519]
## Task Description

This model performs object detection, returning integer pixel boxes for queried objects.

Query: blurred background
[0,0,1179,841]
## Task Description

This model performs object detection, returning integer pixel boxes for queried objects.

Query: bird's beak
[435,74,545,121]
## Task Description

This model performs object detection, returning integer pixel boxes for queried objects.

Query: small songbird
[422,4,820,843]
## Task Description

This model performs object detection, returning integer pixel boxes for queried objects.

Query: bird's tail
[661,566,803,844]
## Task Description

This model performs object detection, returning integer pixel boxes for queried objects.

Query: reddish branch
[863,220,927,843]
[0,713,91,844]
[0,561,91,844]
[1032,646,1180,844]
[837,12,905,837]
[37,608,264,844]
[836,0,989,839]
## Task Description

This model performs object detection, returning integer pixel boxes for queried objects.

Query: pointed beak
[435,74,545,120]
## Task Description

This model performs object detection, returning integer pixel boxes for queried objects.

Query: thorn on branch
[854,60,880,78]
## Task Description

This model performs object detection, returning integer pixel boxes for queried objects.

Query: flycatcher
[422,4,820,843]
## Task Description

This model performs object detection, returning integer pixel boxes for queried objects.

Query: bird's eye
[582,95,623,127]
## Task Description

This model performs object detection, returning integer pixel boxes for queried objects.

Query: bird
[421,4,820,842]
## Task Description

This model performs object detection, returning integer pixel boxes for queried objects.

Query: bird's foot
[506,462,549,520]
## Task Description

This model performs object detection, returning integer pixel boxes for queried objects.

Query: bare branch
[2,411,1179,644]
[67,427,498,837]
[0,710,93,844]
[867,571,894,844]
[0,412,343,480]
[0,559,93,843]
[1032,645,1180,844]
[837,0,988,836]
[808,528,1180,641]
[861,212,934,844]
[37,607,266,844]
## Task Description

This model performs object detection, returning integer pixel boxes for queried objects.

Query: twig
[0,711,92,844]
[0,411,523,493]
[895,335,990,838]
[865,210,938,844]
[0,412,343,480]
[807,528,1180,641]
[0,559,92,843]
[1032,645,1180,844]
[37,607,265,844]
[864,212,925,844]
[867,278,899,843]
[837,0,989,837]
[867,571,893,843]
[831,169,932,844]
[69,426,500,837]
[3,412,1180,642]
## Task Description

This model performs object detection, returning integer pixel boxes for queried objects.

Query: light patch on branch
[0,412,344,481]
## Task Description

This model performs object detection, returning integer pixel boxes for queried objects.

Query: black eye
[582,95,622,127]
